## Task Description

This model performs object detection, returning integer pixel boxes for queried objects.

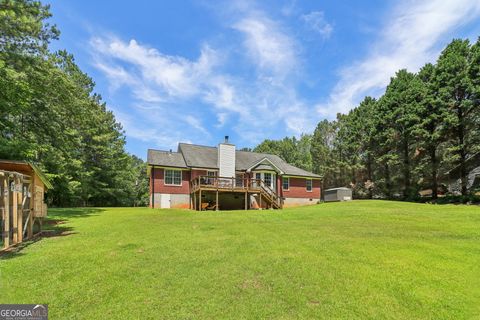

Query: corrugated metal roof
[148,143,322,178]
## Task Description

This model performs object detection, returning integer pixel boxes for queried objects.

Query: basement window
[306,179,312,192]
[165,169,182,186]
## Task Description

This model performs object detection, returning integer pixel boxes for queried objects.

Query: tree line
[0,0,149,206]
[254,38,480,200]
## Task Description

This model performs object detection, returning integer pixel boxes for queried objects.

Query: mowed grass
[1,201,480,319]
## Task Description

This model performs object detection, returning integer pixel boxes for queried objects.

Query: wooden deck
[190,176,282,210]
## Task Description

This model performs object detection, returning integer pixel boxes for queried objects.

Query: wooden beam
[3,177,9,249]
[17,177,23,243]
[193,190,197,211]
[12,176,18,244]
[27,175,34,239]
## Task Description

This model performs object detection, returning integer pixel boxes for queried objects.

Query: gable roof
[178,143,218,169]
[147,149,187,168]
[147,143,322,178]
[245,157,283,173]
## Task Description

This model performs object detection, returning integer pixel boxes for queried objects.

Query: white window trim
[254,171,275,190]
[164,169,182,186]
[306,178,313,192]
[282,177,290,191]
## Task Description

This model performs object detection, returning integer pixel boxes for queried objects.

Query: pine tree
[435,39,477,195]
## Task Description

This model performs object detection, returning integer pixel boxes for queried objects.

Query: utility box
[324,187,352,202]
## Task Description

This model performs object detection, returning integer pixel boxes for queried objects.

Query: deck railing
[190,175,282,208]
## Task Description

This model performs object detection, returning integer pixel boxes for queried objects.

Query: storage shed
[0,160,52,250]
[324,187,352,202]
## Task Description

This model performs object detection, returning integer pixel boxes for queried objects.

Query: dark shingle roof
[148,143,321,178]
[147,149,187,168]
[254,163,276,171]
[178,143,218,169]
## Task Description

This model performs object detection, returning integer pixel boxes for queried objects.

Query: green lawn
[1,201,479,319]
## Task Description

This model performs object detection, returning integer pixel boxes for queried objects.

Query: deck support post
[199,189,202,211]
[192,191,197,210]
[244,192,247,210]
[216,189,219,211]
[3,176,9,249]
[259,193,262,209]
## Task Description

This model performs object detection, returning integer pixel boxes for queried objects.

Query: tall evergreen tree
[435,39,478,195]
[311,120,336,190]
[378,70,423,199]
[415,63,446,199]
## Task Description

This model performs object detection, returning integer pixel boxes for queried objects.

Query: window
[264,173,272,188]
[206,170,216,185]
[306,179,312,192]
[207,171,217,177]
[236,173,244,187]
[282,177,289,190]
[165,169,182,186]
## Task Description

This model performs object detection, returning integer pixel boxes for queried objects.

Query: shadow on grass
[1,208,105,260]
[47,207,105,219]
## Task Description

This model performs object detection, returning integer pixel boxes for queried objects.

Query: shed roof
[0,159,53,189]
[325,187,351,191]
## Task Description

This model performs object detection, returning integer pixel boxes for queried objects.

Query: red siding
[281,177,321,199]
[191,169,208,180]
[152,168,190,194]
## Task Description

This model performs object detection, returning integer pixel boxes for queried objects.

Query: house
[147,137,322,210]
[1,160,52,249]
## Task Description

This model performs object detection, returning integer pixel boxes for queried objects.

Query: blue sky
[48,0,480,159]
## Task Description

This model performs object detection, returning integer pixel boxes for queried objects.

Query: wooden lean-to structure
[0,160,52,251]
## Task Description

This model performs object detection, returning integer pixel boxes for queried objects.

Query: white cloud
[301,11,333,39]
[91,37,220,99]
[90,3,320,150]
[317,0,480,117]
[185,115,210,137]
[233,15,298,79]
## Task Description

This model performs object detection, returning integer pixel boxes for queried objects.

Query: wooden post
[244,192,247,210]
[3,177,9,249]
[259,193,262,209]
[27,175,34,239]
[17,176,23,243]
[199,189,202,211]
[12,176,18,244]
[193,190,197,211]
[216,189,219,211]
